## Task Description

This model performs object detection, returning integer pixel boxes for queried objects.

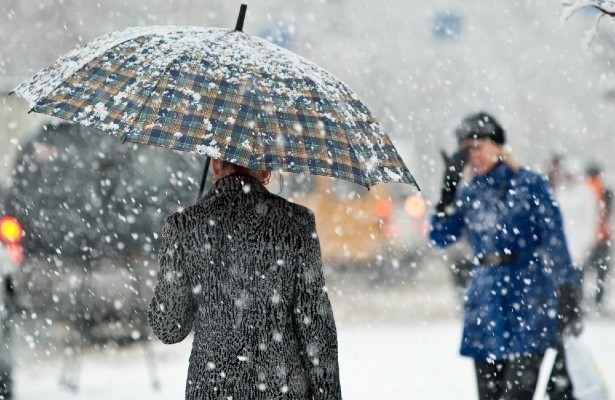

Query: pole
[196,3,245,200]
[235,4,247,32]
[197,156,211,201]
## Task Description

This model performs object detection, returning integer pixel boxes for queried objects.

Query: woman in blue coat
[430,112,583,400]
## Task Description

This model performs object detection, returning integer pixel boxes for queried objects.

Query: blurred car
[275,173,428,279]
[3,122,202,343]
[0,190,22,399]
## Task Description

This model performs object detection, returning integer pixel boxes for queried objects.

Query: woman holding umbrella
[148,159,342,399]
[12,7,417,398]
[429,112,583,400]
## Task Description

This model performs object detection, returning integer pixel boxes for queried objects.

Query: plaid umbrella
[12,5,418,194]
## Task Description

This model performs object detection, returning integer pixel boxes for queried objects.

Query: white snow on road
[13,318,615,399]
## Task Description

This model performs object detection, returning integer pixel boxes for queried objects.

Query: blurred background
[1,0,614,398]
[4,1,615,190]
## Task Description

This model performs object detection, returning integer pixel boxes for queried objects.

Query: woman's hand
[436,147,469,216]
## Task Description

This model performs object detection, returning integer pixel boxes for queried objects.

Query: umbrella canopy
[13,9,418,190]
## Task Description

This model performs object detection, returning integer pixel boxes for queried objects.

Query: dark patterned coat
[148,174,342,400]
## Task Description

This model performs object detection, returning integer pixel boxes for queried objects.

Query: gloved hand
[558,283,583,337]
[436,147,469,215]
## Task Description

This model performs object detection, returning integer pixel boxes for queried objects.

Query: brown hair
[218,160,271,184]
[220,160,251,175]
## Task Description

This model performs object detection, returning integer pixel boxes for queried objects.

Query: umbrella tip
[235,4,247,32]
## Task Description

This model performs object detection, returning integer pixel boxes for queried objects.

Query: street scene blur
[1,0,615,399]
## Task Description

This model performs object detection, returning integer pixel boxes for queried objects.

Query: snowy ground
[12,318,615,400]
[11,262,615,399]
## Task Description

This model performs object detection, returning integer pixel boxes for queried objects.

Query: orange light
[0,216,23,245]
[374,198,394,219]
[404,195,427,218]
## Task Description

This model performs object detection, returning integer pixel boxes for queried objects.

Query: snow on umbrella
[12,5,418,197]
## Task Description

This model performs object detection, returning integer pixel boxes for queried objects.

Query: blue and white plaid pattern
[14,26,417,188]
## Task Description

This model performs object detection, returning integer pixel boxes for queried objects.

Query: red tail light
[374,198,394,219]
[0,215,23,245]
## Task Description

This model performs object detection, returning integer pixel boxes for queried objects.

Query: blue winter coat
[430,162,582,361]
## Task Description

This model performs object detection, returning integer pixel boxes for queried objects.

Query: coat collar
[472,161,515,187]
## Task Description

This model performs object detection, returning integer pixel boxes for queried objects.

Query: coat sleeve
[148,215,197,344]
[531,175,582,286]
[293,212,342,400]
[429,211,465,248]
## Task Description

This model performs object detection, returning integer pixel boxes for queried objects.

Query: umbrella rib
[127,56,184,141]
[245,80,277,169]
[300,73,373,186]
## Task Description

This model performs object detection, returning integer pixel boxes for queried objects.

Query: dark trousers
[586,243,611,307]
[474,346,574,400]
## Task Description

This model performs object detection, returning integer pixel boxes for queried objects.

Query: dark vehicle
[4,122,201,343]
[0,189,22,399]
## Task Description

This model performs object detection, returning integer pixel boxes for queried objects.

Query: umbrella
[12,4,418,198]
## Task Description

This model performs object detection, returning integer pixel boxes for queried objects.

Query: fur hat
[455,111,505,145]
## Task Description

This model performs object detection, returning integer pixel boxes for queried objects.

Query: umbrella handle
[235,4,247,32]
[197,156,211,201]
